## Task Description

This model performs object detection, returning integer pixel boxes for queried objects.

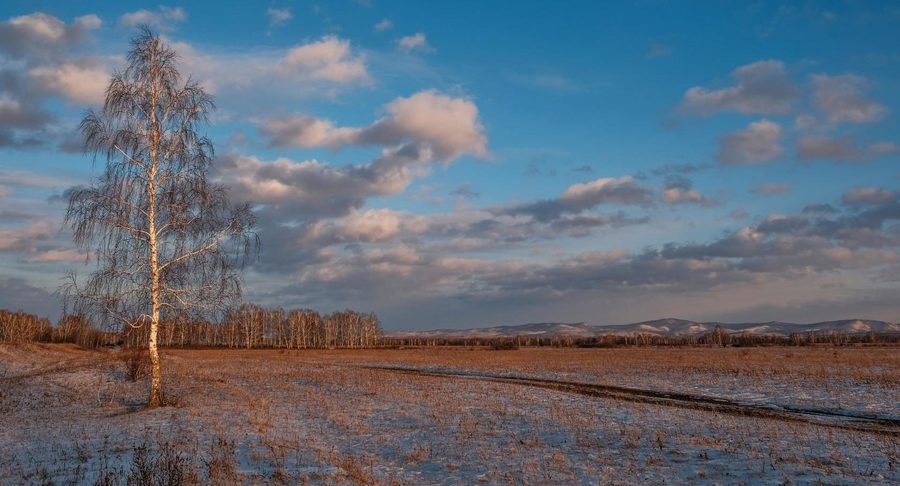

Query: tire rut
[362,365,900,437]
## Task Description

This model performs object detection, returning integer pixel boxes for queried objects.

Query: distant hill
[385,318,899,339]
[386,322,600,339]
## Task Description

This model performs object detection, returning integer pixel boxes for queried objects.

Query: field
[1,344,898,484]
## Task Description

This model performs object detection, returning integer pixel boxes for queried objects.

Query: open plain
[1,344,898,484]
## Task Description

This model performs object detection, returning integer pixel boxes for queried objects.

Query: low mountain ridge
[385,318,899,338]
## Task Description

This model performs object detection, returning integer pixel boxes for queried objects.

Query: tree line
[6,307,897,350]
[1,305,381,350]
[124,304,381,349]
[0,310,116,348]
[379,327,900,348]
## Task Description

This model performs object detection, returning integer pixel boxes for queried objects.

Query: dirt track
[364,365,900,436]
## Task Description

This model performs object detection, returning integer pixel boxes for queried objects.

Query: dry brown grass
[166,345,900,385]
[1,344,898,484]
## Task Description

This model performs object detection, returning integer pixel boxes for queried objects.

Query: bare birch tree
[65,27,256,407]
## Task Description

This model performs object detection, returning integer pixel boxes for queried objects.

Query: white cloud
[716,120,784,165]
[0,12,106,145]
[163,36,370,98]
[374,19,393,33]
[372,90,485,159]
[562,176,644,203]
[118,6,187,31]
[279,36,370,83]
[680,60,798,115]
[266,7,292,27]
[309,209,405,243]
[504,176,654,222]
[215,144,435,219]
[256,115,354,148]
[662,188,709,205]
[0,12,101,58]
[8,12,66,41]
[811,74,887,124]
[397,33,432,53]
[29,60,109,105]
[259,90,488,160]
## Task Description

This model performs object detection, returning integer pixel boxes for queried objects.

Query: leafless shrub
[125,441,196,486]
[203,437,237,484]
[122,348,150,381]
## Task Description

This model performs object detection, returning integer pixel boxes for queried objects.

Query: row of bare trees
[2,305,381,350]
[123,305,381,349]
[0,310,116,347]
[381,330,900,348]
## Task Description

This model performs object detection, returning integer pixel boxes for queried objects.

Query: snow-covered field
[1,344,898,484]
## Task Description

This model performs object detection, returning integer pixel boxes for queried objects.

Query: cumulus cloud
[256,115,353,148]
[306,208,405,244]
[266,7,292,27]
[292,192,900,314]
[215,129,456,222]
[811,74,887,125]
[679,60,798,115]
[28,59,108,105]
[661,188,709,205]
[214,149,428,219]
[716,120,784,165]
[278,36,370,83]
[118,6,186,31]
[397,33,432,53]
[661,175,719,206]
[160,35,370,100]
[259,90,487,160]
[231,162,900,325]
[0,94,52,131]
[0,12,108,147]
[0,12,100,58]
[752,183,791,195]
[504,176,653,221]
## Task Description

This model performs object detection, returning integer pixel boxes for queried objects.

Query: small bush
[204,437,238,483]
[126,441,195,486]
[121,348,149,382]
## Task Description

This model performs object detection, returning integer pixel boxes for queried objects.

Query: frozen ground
[1,344,897,484]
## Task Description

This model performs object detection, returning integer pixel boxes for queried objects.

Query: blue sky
[1,1,899,328]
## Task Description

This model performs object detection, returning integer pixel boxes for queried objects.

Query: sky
[1,1,899,329]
